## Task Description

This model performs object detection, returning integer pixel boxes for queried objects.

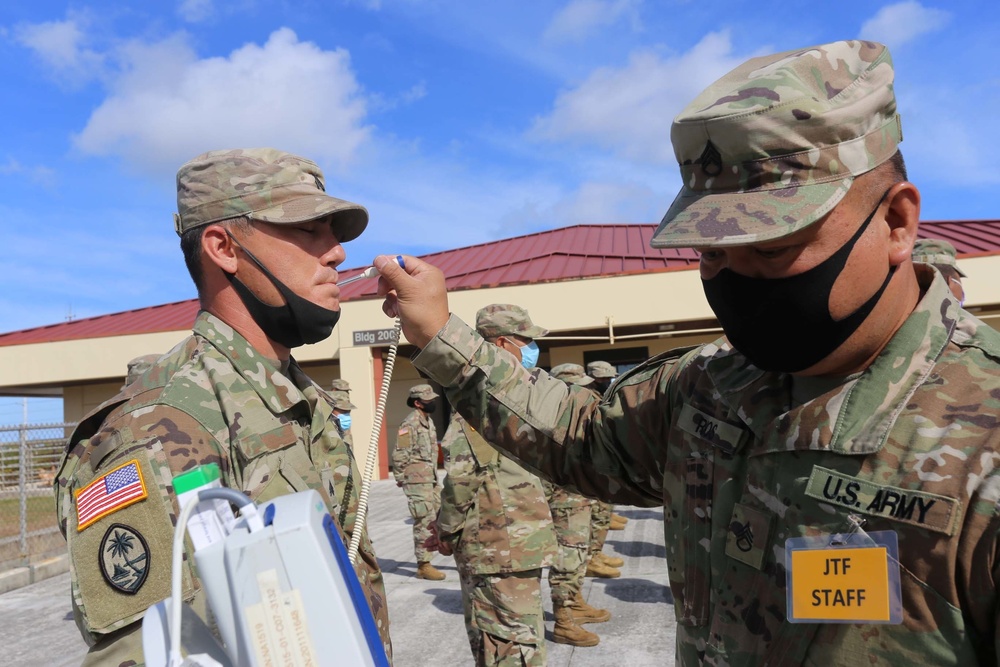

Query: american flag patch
[75,459,148,531]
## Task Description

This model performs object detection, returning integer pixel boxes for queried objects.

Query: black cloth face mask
[701,190,895,374]
[225,231,341,349]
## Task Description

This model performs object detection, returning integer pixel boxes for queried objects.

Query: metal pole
[19,398,28,565]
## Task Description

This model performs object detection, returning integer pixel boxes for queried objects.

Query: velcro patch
[805,466,959,536]
[99,524,150,594]
[76,459,148,531]
[678,405,746,454]
[725,503,773,569]
[398,427,409,435]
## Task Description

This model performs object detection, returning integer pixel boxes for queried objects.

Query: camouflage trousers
[402,481,440,562]
[543,481,593,605]
[459,568,546,667]
[589,500,612,556]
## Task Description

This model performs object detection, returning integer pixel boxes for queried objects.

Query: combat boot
[593,551,624,568]
[567,591,611,624]
[585,556,620,578]
[609,514,628,530]
[552,605,600,646]
[416,561,446,580]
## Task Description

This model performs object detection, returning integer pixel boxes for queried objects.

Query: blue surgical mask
[337,413,352,431]
[519,340,540,369]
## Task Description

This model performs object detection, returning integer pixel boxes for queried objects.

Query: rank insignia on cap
[99,523,150,594]
[697,141,723,177]
[75,459,148,531]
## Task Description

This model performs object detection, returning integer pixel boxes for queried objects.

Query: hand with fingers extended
[374,254,450,349]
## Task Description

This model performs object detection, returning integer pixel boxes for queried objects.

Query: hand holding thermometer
[338,255,405,287]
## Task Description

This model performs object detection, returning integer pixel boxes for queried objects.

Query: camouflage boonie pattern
[585,360,617,379]
[124,354,160,386]
[413,265,1000,665]
[459,569,547,667]
[407,383,439,402]
[550,363,594,387]
[331,378,352,392]
[440,411,554,666]
[393,408,440,562]
[55,311,391,665]
[912,238,966,277]
[653,40,902,248]
[173,148,368,241]
[330,389,357,411]
[475,304,549,340]
[438,412,555,574]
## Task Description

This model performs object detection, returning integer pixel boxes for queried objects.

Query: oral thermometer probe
[337,255,405,287]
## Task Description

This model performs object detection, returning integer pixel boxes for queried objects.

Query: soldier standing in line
[582,361,628,575]
[330,388,356,448]
[376,40,1000,665]
[545,362,615,647]
[911,238,966,302]
[393,384,446,580]
[55,148,391,664]
[437,306,558,665]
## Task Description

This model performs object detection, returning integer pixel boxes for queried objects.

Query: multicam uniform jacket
[414,267,1000,666]
[439,412,555,574]
[55,312,391,665]
[392,409,438,485]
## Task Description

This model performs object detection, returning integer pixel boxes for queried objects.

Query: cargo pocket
[67,449,196,637]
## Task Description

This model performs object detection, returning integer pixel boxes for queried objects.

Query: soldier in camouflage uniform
[54,148,391,665]
[377,40,1000,665]
[545,363,614,647]
[330,388,356,448]
[583,361,628,569]
[437,308,557,664]
[912,238,966,302]
[393,384,446,580]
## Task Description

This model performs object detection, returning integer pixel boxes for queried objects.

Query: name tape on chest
[805,466,959,536]
[678,405,746,454]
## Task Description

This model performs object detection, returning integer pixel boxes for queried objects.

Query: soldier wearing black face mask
[377,41,1000,666]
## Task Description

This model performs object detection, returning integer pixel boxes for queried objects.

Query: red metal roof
[3,221,999,346]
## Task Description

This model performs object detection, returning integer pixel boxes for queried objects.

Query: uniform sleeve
[437,416,482,544]
[414,315,684,506]
[392,423,412,482]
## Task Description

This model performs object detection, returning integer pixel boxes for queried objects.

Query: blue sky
[1,1,998,422]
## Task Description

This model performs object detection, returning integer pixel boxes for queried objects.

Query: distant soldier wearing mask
[330,389,356,448]
[912,238,966,303]
[393,384,446,580]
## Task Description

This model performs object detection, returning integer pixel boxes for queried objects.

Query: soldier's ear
[202,224,238,274]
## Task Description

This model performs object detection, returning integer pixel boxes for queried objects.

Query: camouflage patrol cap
[912,238,966,277]
[550,363,594,387]
[652,40,902,249]
[330,378,352,393]
[586,360,618,379]
[475,304,549,340]
[330,389,357,411]
[124,353,160,385]
[174,148,368,242]
[408,384,439,401]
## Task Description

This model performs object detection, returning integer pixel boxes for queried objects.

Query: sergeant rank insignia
[99,523,150,594]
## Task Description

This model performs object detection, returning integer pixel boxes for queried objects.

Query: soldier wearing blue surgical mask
[474,304,547,370]
[330,388,356,448]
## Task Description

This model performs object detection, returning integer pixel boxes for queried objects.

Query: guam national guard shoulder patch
[75,459,148,531]
[99,524,150,594]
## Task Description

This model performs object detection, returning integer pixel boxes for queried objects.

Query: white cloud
[859,1,950,48]
[14,16,105,86]
[72,28,373,174]
[178,0,215,23]
[0,157,56,187]
[530,31,750,164]
[543,0,642,44]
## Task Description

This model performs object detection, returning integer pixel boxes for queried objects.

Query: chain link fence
[0,422,76,573]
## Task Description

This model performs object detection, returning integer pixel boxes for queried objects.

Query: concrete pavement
[0,478,676,666]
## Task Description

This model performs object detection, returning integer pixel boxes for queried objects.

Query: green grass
[0,495,58,538]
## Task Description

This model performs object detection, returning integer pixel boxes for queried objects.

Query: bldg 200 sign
[353,328,400,346]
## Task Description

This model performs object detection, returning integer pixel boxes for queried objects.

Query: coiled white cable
[347,318,402,565]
